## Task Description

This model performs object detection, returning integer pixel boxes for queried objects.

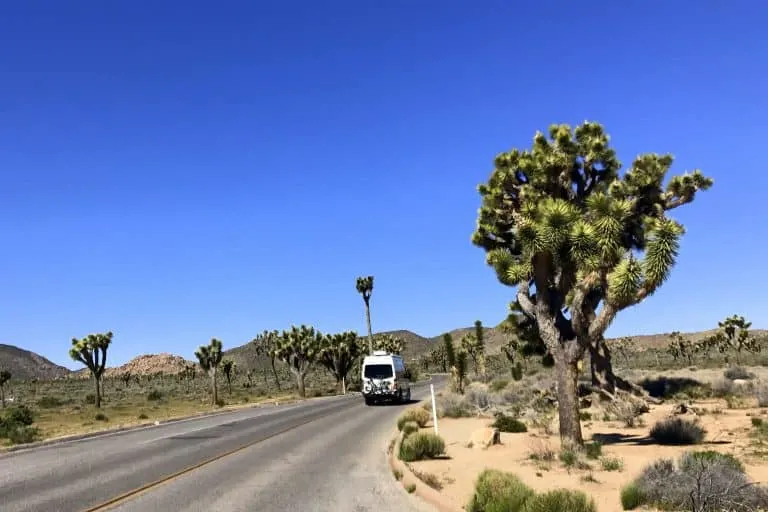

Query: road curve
[0,377,445,512]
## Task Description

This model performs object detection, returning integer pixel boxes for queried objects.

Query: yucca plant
[274,325,323,398]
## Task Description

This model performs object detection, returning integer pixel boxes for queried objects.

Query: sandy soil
[409,387,768,511]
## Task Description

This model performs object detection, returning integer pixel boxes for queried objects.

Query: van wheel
[405,388,411,402]
[365,397,375,406]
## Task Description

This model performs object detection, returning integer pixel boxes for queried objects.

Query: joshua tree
[451,349,468,394]
[443,333,456,369]
[221,359,236,394]
[430,344,447,373]
[610,337,636,366]
[318,331,361,394]
[472,122,711,445]
[119,372,132,388]
[0,369,10,408]
[274,325,323,398]
[718,314,758,364]
[253,330,281,391]
[69,331,113,408]
[372,333,404,355]
[668,331,694,365]
[195,338,224,405]
[356,275,375,354]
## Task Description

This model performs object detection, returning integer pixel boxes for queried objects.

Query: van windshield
[364,364,393,379]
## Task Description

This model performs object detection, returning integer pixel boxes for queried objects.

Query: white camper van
[361,350,411,405]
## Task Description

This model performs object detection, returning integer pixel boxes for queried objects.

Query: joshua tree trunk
[210,369,218,405]
[292,370,306,398]
[270,358,281,391]
[589,338,661,403]
[364,298,373,354]
[94,375,102,408]
[553,348,583,446]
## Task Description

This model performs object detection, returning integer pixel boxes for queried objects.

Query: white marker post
[430,383,439,435]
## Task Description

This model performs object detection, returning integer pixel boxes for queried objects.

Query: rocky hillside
[0,344,71,380]
[70,353,196,379]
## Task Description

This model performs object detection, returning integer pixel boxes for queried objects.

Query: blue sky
[1,1,766,369]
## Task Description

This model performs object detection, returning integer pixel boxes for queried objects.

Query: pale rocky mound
[69,353,196,379]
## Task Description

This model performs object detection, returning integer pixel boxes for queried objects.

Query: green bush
[511,363,524,381]
[620,483,646,510]
[146,389,163,401]
[6,425,41,445]
[492,413,527,433]
[398,432,445,462]
[401,421,420,437]
[84,394,96,404]
[94,412,109,422]
[523,489,596,512]
[724,366,753,380]
[138,413,149,420]
[490,380,509,392]
[649,417,705,445]
[601,456,624,471]
[37,396,65,408]
[397,407,431,431]
[441,393,472,418]
[584,441,602,460]
[5,405,35,426]
[679,450,744,473]
[467,469,534,512]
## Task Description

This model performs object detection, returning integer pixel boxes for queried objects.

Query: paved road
[0,377,444,512]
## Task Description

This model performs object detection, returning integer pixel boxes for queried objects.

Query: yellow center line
[81,404,348,512]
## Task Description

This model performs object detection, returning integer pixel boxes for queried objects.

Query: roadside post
[430,383,438,435]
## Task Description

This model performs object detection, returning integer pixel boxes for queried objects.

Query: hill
[70,353,196,379]
[0,344,72,380]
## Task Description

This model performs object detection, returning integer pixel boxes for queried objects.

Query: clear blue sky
[1,1,766,369]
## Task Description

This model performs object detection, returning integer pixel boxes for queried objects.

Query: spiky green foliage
[498,302,551,368]
[221,359,236,394]
[355,275,375,354]
[452,349,468,394]
[718,314,759,363]
[69,332,113,408]
[274,325,323,398]
[610,336,636,365]
[667,332,694,365]
[443,333,456,368]
[372,333,405,355]
[472,122,712,444]
[430,343,447,372]
[319,331,361,394]
[195,338,224,405]
[0,370,10,408]
[252,329,282,391]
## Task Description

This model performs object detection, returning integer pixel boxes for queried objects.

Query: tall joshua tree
[718,314,758,364]
[318,331,361,394]
[356,275,375,354]
[221,359,236,394]
[69,331,113,408]
[372,333,405,355]
[473,122,711,445]
[274,325,323,398]
[0,369,10,408]
[195,338,224,405]
[253,330,281,391]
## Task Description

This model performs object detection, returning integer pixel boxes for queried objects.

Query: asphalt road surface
[0,377,445,512]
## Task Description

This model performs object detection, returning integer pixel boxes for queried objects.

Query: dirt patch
[409,397,768,512]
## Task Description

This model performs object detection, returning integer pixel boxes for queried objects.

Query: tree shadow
[592,432,732,447]
[638,376,706,399]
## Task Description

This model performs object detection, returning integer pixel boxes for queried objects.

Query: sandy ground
[409,370,768,512]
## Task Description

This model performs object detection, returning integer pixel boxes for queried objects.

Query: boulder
[468,427,501,449]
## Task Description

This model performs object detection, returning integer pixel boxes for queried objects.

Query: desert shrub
[37,396,65,408]
[397,407,430,430]
[711,377,738,397]
[5,405,34,426]
[94,412,109,422]
[756,383,768,407]
[467,469,535,512]
[584,441,602,460]
[146,389,163,401]
[6,425,41,445]
[398,432,445,462]
[511,363,524,381]
[84,393,96,404]
[724,366,754,380]
[405,483,416,493]
[401,420,420,437]
[579,411,592,421]
[649,417,705,445]
[492,413,527,433]
[466,382,493,410]
[601,456,624,471]
[523,489,596,512]
[411,468,442,490]
[607,396,647,427]
[440,392,472,418]
[490,379,509,392]
[680,450,744,473]
[620,482,645,510]
[138,413,149,420]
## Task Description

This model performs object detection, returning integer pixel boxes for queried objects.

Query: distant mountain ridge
[0,343,72,380]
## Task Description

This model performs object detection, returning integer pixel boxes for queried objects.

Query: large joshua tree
[274,325,323,398]
[356,275,375,354]
[253,329,281,391]
[472,122,712,445]
[195,338,224,405]
[318,331,361,394]
[372,333,405,355]
[69,331,113,408]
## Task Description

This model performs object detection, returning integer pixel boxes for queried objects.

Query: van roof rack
[371,350,389,356]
